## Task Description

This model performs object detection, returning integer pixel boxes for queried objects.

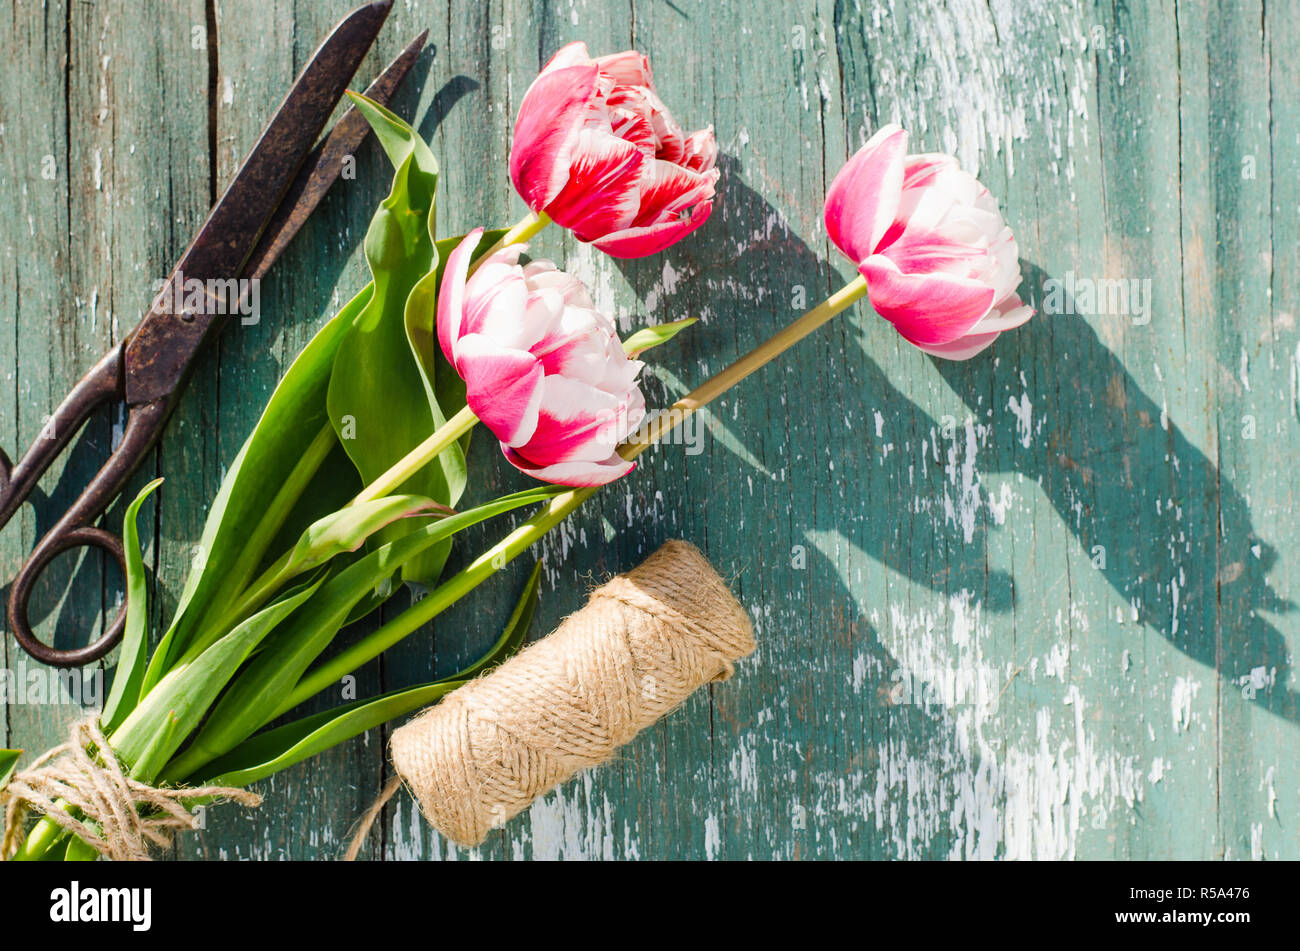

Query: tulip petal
[522,260,594,308]
[436,229,482,366]
[517,376,630,464]
[510,63,602,211]
[502,446,636,487]
[641,88,686,163]
[606,84,686,162]
[975,294,1034,333]
[915,329,1002,361]
[464,262,534,350]
[593,48,653,87]
[592,199,714,258]
[631,159,717,228]
[877,229,990,276]
[608,105,658,155]
[824,124,907,263]
[543,41,594,73]
[545,128,645,240]
[455,335,544,447]
[860,253,996,346]
[682,127,719,173]
[892,186,1003,249]
[528,308,600,379]
[902,152,959,190]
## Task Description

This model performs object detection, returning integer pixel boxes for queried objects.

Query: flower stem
[472,210,551,272]
[133,422,339,695]
[351,404,479,505]
[11,798,77,861]
[281,276,869,710]
[348,213,552,507]
[621,274,869,458]
[276,484,594,717]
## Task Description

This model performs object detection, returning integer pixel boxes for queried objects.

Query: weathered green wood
[2,0,1296,861]
[1,0,210,800]
[0,0,81,783]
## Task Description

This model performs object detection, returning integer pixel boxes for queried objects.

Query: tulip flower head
[510,42,720,258]
[825,124,1032,360]
[438,230,646,487]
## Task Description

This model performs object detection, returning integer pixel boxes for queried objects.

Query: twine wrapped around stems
[1,716,261,861]
[389,539,755,848]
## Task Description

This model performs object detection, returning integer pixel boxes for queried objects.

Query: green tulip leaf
[0,749,21,791]
[327,98,461,587]
[164,486,562,781]
[457,559,542,681]
[198,681,460,789]
[112,574,324,782]
[196,559,545,788]
[141,284,369,694]
[101,477,164,733]
[345,92,437,176]
[279,494,451,579]
[623,317,698,357]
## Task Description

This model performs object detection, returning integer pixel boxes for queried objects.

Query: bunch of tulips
[2,41,1029,860]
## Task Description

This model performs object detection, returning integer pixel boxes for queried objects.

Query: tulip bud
[825,124,1032,360]
[438,230,646,486]
[510,42,720,258]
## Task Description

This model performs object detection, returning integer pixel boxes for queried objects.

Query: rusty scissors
[0,2,427,667]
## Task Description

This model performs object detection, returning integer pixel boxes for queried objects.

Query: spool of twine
[389,539,755,848]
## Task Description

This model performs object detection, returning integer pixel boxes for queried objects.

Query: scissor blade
[243,28,429,284]
[124,0,393,407]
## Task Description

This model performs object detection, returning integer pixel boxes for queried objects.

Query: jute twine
[389,539,755,848]
[1,716,261,861]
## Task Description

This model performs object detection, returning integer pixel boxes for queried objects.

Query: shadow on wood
[935,262,1298,727]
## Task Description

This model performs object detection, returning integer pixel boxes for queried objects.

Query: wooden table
[2,0,1295,860]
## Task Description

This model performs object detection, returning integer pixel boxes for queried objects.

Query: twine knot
[2,716,261,861]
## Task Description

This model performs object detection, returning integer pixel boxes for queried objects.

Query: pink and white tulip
[438,229,646,487]
[510,42,719,258]
[825,124,1032,360]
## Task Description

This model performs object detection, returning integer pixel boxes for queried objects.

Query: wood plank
[1,0,208,773]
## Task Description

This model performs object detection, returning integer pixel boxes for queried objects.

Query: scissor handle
[9,526,127,666]
[0,344,124,530]
[5,394,172,668]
